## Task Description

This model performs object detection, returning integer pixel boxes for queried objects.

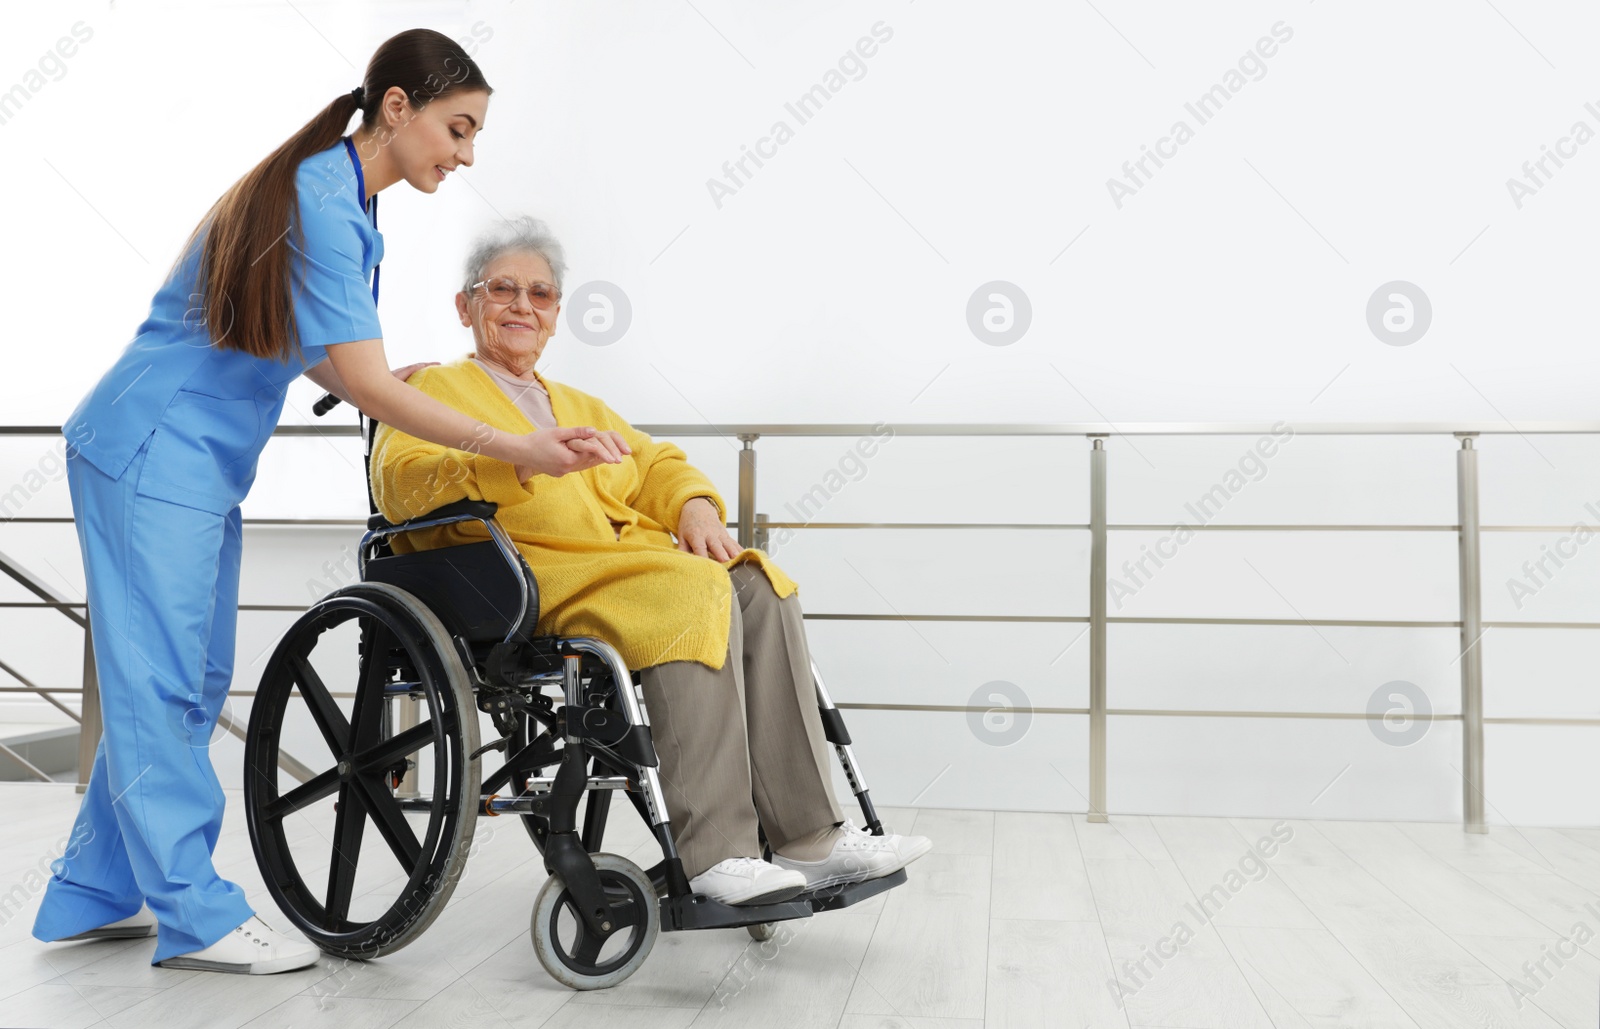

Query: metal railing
[6,419,1600,829]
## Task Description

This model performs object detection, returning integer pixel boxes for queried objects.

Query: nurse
[31,28,627,975]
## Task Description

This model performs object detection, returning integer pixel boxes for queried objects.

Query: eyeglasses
[469,277,562,309]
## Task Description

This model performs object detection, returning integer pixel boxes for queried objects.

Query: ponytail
[186,28,491,362]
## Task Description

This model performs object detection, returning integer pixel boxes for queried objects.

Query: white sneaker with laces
[688,857,809,906]
[62,903,157,941]
[156,915,321,975]
[772,820,933,891]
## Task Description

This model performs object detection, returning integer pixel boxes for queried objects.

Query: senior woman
[371,216,930,906]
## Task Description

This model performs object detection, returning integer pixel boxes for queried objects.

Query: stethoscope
[311,138,381,420]
[342,135,380,306]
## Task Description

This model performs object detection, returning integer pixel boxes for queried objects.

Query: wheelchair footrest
[802,867,908,912]
[660,894,813,932]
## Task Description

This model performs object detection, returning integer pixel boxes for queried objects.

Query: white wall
[2,1,1598,825]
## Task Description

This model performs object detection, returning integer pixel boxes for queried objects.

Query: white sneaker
[62,903,157,941]
[772,821,933,891]
[157,915,321,975]
[689,857,808,906]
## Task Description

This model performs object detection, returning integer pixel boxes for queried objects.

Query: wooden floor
[1,782,1596,1028]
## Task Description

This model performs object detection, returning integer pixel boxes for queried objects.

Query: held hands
[676,496,742,562]
[388,362,626,480]
[512,427,632,482]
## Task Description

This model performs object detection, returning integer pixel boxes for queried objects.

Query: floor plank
[1451,933,1600,1029]
[1216,925,1417,1028]
[1148,816,1318,930]
[1265,823,1567,1028]
[1313,820,1554,938]
[990,813,1097,922]
[854,852,990,1021]
[987,919,1128,1029]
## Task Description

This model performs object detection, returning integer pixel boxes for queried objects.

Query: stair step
[0,725,79,781]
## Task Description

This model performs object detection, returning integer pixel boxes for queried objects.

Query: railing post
[1455,432,1487,833]
[737,434,759,549]
[1088,435,1108,823]
[77,619,101,793]
[754,512,770,553]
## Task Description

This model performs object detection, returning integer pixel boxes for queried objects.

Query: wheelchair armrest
[367,498,500,533]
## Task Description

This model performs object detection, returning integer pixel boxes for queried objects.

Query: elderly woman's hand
[677,497,741,561]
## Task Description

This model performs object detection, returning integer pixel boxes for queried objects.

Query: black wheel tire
[245,582,480,959]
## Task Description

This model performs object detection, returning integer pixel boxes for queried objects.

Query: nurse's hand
[392,361,439,382]
[512,427,630,482]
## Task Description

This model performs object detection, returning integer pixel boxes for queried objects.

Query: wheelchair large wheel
[245,582,481,959]
[531,852,658,990]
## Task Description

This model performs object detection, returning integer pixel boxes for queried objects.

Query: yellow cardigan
[370,356,797,671]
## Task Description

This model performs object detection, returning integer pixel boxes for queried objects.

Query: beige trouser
[637,562,847,879]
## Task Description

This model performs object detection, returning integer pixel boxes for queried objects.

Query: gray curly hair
[462,215,567,293]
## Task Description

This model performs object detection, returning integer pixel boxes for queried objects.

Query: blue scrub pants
[32,436,256,963]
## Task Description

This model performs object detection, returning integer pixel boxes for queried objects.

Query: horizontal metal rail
[11,421,1600,437]
[4,516,1591,536]
[3,599,1598,633]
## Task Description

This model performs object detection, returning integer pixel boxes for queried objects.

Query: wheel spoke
[485,730,556,795]
[291,653,351,756]
[354,774,423,869]
[325,782,367,924]
[606,893,640,930]
[263,765,342,820]
[349,719,435,778]
[348,621,393,754]
[573,929,605,967]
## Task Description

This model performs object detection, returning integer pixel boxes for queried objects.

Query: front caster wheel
[531,852,658,990]
[747,922,777,941]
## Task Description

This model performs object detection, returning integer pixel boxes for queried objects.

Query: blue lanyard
[341,136,380,306]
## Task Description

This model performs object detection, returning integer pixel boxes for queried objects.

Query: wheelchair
[242,410,906,989]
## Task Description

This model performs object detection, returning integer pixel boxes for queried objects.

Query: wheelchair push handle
[314,359,438,417]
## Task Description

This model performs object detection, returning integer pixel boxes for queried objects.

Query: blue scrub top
[64,139,383,515]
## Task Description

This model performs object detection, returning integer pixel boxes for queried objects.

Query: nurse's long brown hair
[188,28,491,361]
